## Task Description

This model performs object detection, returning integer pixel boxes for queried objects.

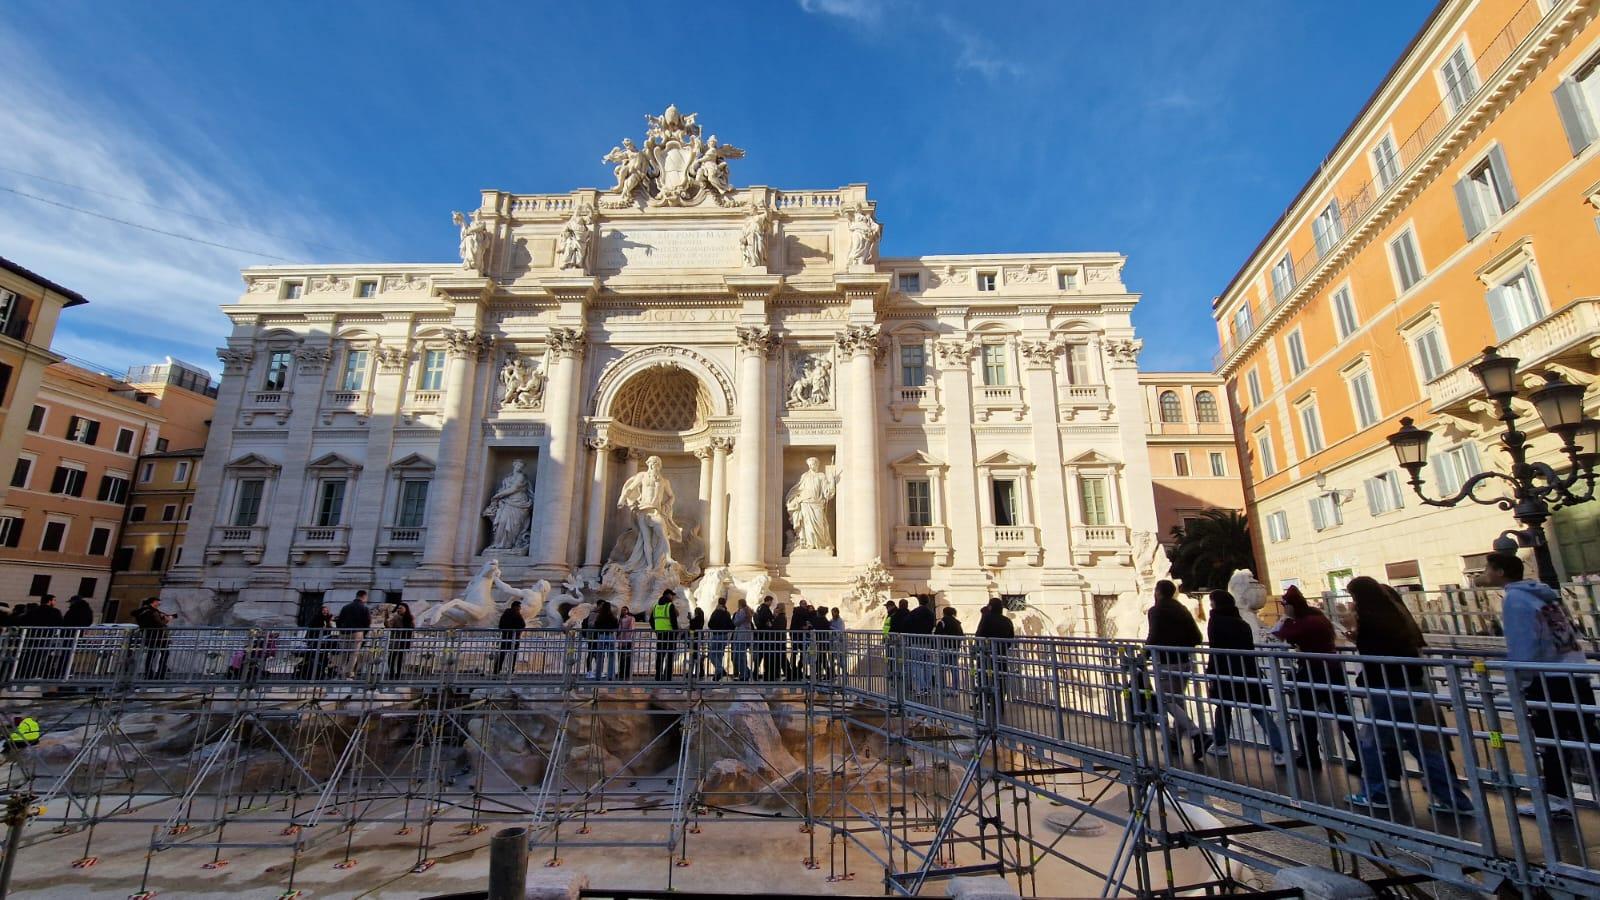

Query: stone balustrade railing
[1427,298,1600,411]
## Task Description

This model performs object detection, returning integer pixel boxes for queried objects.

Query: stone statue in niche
[482,460,534,552]
[785,457,839,554]
[740,205,774,268]
[498,355,546,409]
[453,211,491,275]
[845,204,882,267]
[786,354,832,409]
[557,204,597,271]
[616,455,682,573]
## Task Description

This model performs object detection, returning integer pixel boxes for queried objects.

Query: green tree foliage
[1167,508,1256,592]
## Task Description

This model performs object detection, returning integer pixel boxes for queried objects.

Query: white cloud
[0,26,347,374]
[797,0,888,27]
[934,15,1024,80]
[798,1,1022,81]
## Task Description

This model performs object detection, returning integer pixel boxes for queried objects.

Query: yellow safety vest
[883,614,892,635]
[8,717,40,744]
[652,602,674,632]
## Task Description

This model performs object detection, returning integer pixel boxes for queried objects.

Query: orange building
[0,256,87,509]
[0,363,165,609]
[1139,372,1245,547]
[1212,0,1600,594]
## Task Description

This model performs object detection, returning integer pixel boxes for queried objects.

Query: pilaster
[528,326,587,574]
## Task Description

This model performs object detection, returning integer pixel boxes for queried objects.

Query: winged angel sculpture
[602,105,745,207]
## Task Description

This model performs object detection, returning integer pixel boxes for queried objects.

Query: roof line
[0,254,89,307]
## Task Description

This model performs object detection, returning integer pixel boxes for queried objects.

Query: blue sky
[0,0,1432,375]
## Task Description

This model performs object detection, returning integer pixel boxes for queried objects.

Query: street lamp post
[1387,347,1599,588]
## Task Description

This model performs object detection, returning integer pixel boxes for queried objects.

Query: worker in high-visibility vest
[5,715,40,752]
[651,591,679,681]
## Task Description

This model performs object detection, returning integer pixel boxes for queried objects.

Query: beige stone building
[1139,372,1245,547]
[166,107,1172,638]
[0,255,86,510]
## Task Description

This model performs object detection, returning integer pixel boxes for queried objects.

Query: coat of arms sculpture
[602,104,746,208]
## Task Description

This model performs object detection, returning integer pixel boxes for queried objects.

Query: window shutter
[1364,479,1381,515]
[1454,176,1484,240]
[1461,441,1483,475]
[1386,471,1405,509]
[85,421,100,445]
[97,476,111,502]
[1486,286,1515,341]
[1310,497,1325,531]
[1487,144,1518,209]
[1553,79,1598,156]
[51,467,67,493]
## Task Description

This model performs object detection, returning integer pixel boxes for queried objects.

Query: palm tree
[1167,508,1255,592]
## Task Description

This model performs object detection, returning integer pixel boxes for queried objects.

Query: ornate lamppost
[1386,347,1599,588]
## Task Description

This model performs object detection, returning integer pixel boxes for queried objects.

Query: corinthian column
[421,329,488,571]
[708,437,731,566]
[730,326,777,571]
[1021,339,1071,565]
[529,327,586,572]
[582,436,611,571]
[839,324,884,564]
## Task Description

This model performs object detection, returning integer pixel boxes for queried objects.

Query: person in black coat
[1205,590,1286,762]
[933,606,964,695]
[496,600,525,675]
[707,597,733,680]
[63,595,94,628]
[1145,580,1204,755]
[335,592,372,676]
[753,596,776,681]
[974,598,1015,712]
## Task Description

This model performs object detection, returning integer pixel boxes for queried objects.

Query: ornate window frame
[889,451,950,565]
[976,450,1040,565]
[379,453,434,565]
[886,325,940,422]
[1064,449,1129,565]
[209,453,281,565]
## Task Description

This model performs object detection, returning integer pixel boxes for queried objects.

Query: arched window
[1195,391,1219,423]
[1159,391,1183,423]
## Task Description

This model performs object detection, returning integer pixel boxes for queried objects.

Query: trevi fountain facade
[164,106,1172,637]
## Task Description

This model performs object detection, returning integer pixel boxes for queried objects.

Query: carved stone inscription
[598,227,741,270]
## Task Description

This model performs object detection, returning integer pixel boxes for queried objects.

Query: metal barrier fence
[1318,582,1600,643]
[3,625,1600,895]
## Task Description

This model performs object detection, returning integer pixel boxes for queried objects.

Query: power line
[0,163,368,257]
[0,185,296,261]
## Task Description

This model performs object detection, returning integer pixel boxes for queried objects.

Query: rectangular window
[233,479,265,527]
[29,574,50,597]
[161,504,176,522]
[1331,286,1358,339]
[396,479,430,528]
[981,344,1007,386]
[1412,326,1448,383]
[1059,269,1079,290]
[97,474,129,504]
[112,546,134,572]
[1231,304,1254,341]
[991,478,1019,527]
[1209,452,1227,477]
[905,479,932,527]
[1433,442,1483,495]
[154,438,168,452]
[264,350,293,390]
[1313,200,1343,256]
[174,461,191,482]
[1553,55,1600,155]
[340,350,368,392]
[1064,344,1092,384]
[139,461,155,483]
[1079,477,1110,527]
[1487,267,1546,340]
[1266,510,1290,543]
[115,427,135,454]
[1257,430,1277,476]
[10,457,30,489]
[419,350,447,391]
[182,503,191,521]
[150,546,167,571]
[1349,369,1380,429]
[1456,147,1518,239]
[1441,44,1479,113]
[50,465,86,497]
[897,272,920,292]
[27,405,46,432]
[315,478,347,527]
[0,288,16,336]
[1373,135,1401,188]
[1172,452,1190,477]
[66,415,101,445]
[1309,493,1343,531]
[1246,369,1263,406]
[77,576,98,598]
[1364,470,1406,516]
[1286,330,1308,376]
[977,272,997,292]
[88,526,112,556]
[900,345,925,387]
[357,280,377,298]
[1390,230,1424,292]
[1270,254,1295,302]
[41,520,66,552]
[0,515,22,548]
[283,281,303,300]
[1299,402,1325,454]
[129,505,147,523]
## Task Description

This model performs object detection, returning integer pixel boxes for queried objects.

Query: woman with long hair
[1273,585,1362,771]
[1345,576,1471,813]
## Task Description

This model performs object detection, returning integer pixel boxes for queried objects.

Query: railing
[892,524,951,564]
[324,389,365,407]
[212,524,266,546]
[894,386,930,403]
[974,384,1020,404]
[382,525,426,545]
[772,190,842,209]
[1426,297,1600,410]
[982,524,1037,545]
[249,390,288,406]
[1072,523,1129,546]
[1060,384,1107,405]
[1321,582,1600,645]
[509,195,576,215]
[1213,0,1548,370]
[409,389,444,408]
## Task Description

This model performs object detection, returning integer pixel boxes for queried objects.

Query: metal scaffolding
[2,626,1598,898]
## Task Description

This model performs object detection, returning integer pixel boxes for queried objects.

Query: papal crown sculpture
[603,104,747,208]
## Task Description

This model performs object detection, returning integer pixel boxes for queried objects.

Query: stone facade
[165,108,1165,637]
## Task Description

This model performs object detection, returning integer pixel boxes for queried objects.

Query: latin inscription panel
[598,227,740,270]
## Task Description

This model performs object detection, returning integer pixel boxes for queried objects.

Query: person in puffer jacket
[1481,551,1596,816]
